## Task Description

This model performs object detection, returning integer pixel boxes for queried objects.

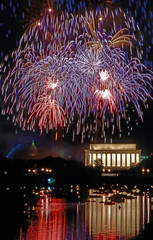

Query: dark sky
[0,0,153,160]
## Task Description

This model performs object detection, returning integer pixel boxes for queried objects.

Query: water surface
[18,186,152,240]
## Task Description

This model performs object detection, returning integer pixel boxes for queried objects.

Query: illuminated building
[84,143,141,170]
[28,140,38,158]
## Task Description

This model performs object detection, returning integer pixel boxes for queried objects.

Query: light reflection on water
[86,190,150,240]
[19,190,151,240]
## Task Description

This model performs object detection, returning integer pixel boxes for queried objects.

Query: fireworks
[1,1,153,142]
[27,96,66,133]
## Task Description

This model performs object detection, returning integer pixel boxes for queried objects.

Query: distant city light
[48,178,56,184]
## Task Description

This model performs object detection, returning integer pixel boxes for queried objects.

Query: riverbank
[1,172,153,189]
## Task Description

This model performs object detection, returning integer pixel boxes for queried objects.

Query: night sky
[0,0,153,161]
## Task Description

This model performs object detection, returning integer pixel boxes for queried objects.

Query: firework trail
[1,0,153,142]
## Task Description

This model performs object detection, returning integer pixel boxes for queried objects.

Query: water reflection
[86,190,150,239]
[26,198,66,240]
[20,196,87,240]
[19,188,151,240]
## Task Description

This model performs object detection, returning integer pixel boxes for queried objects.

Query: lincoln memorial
[84,143,141,170]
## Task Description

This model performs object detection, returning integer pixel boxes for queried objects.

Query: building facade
[84,143,141,170]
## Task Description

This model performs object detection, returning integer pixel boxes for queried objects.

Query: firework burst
[1,1,153,142]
